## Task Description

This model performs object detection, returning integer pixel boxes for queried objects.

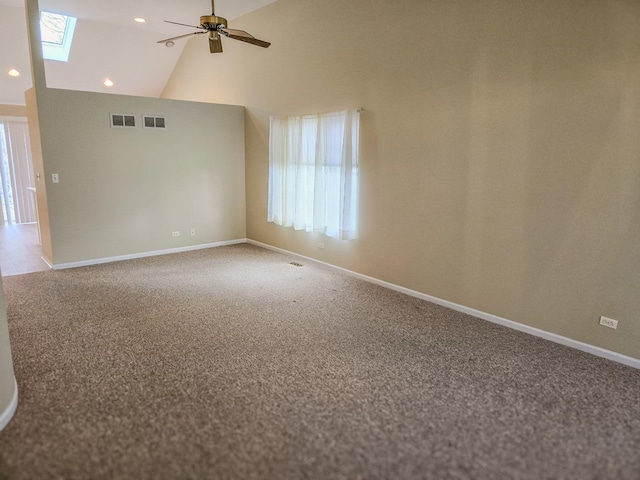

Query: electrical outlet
[172,231,180,237]
[52,173,59,183]
[599,316,618,330]
[191,228,196,236]
[318,242,325,249]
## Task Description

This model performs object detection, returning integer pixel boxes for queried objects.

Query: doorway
[0,117,48,277]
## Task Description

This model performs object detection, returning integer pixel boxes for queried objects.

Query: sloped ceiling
[0,0,276,105]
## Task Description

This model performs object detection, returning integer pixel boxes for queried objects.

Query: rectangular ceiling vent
[143,115,167,129]
[110,113,136,128]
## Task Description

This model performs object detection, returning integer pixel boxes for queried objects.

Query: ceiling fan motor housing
[200,15,227,31]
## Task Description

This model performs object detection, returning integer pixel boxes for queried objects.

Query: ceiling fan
[157,0,271,53]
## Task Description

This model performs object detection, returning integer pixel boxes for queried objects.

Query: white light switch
[52,173,59,183]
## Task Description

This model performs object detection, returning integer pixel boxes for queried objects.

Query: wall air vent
[110,113,136,128]
[143,115,167,129]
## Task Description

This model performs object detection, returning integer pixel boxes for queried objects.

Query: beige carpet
[0,244,638,480]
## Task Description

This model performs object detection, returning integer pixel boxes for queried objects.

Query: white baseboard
[52,239,247,270]
[41,256,53,269]
[247,239,640,370]
[0,377,18,431]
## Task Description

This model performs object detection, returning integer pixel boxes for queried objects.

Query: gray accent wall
[36,89,245,265]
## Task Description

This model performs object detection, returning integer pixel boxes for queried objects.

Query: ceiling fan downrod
[201,0,227,33]
[200,0,225,31]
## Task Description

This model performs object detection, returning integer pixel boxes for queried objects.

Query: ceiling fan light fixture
[7,68,20,77]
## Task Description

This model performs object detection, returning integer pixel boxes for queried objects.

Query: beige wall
[0,105,27,117]
[162,0,640,359]
[37,89,246,265]
[24,88,52,262]
[0,273,16,427]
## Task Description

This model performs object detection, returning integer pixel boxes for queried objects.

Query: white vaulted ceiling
[0,0,276,105]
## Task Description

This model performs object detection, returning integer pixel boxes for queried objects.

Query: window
[40,11,77,62]
[268,109,360,240]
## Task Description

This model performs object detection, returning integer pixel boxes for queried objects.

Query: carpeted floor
[0,244,638,480]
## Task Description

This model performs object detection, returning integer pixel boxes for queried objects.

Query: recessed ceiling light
[134,17,146,23]
[165,40,175,47]
[7,68,20,77]
[103,79,114,87]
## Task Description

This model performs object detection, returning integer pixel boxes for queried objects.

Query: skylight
[40,11,77,62]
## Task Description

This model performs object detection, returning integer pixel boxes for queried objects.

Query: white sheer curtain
[268,109,359,240]
[0,118,37,225]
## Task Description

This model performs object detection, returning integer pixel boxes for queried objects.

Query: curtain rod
[270,108,364,119]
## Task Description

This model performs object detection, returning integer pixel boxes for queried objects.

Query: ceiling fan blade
[209,36,223,53]
[164,20,205,29]
[157,31,206,44]
[219,28,270,48]
[219,28,254,39]
[225,34,271,48]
